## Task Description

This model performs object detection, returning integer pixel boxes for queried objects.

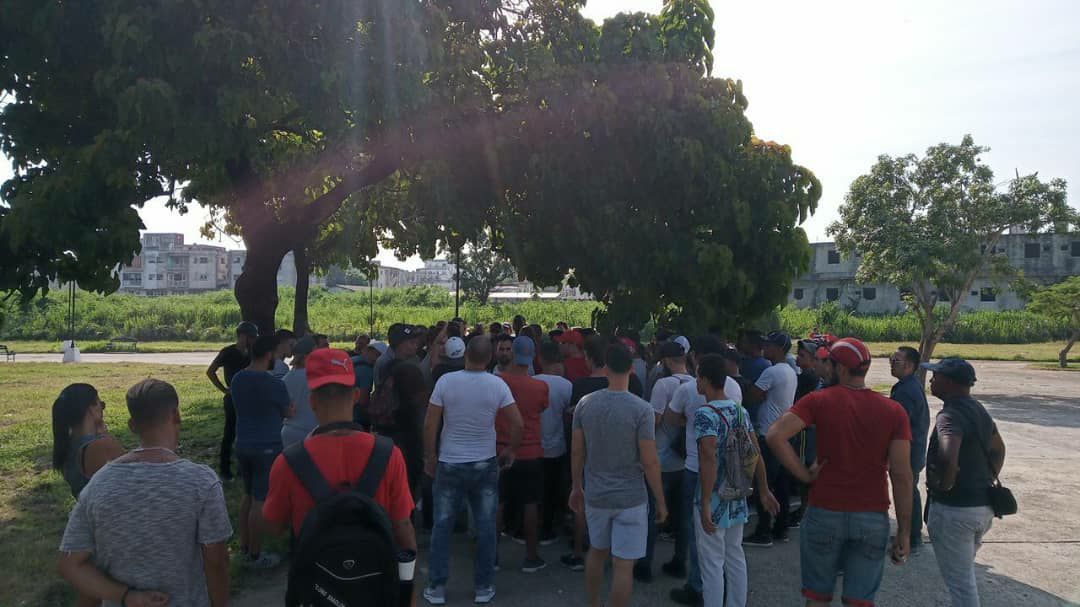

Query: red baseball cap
[555,329,585,348]
[619,337,638,355]
[306,349,356,390]
[828,337,872,370]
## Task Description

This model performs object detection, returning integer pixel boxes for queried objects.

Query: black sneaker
[743,532,774,547]
[669,585,704,606]
[773,530,790,543]
[560,553,585,571]
[632,566,653,583]
[661,559,687,579]
[539,532,558,547]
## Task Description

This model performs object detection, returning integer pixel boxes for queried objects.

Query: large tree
[1027,276,1080,368]
[459,230,516,305]
[829,135,1074,364]
[2,0,818,333]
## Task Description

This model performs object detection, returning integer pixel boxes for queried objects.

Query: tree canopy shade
[1,0,819,333]
[828,135,1075,365]
[1027,276,1080,368]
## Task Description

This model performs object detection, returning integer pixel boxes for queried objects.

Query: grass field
[1,340,230,354]
[0,363,285,606]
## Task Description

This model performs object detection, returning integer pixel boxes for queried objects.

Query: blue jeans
[682,469,702,593]
[428,458,499,590]
[800,506,889,606]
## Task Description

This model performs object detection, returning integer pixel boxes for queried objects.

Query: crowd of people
[49,316,1008,607]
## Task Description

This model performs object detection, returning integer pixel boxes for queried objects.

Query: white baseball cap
[445,336,466,360]
[368,341,389,355]
[674,335,691,355]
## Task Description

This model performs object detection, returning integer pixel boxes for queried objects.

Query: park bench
[0,345,14,362]
[104,337,138,352]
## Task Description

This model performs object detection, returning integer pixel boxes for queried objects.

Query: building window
[827,250,841,265]
[980,287,996,302]
[793,288,804,300]
[1024,243,1041,258]
[1072,241,1080,257]
[826,288,840,302]
[862,287,877,300]
[199,257,209,264]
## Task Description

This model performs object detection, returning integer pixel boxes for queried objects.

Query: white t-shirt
[668,376,743,473]
[650,374,694,473]
[754,362,798,436]
[534,374,573,458]
[431,370,516,464]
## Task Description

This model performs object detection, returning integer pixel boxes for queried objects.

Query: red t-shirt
[563,357,590,383]
[791,385,912,513]
[263,432,415,533]
[497,374,549,461]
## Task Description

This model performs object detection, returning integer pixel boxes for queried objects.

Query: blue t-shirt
[230,370,291,451]
[891,374,930,472]
[694,400,753,528]
[352,357,375,391]
[740,356,771,383]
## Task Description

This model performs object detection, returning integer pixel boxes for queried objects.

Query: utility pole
[454,248,461,319]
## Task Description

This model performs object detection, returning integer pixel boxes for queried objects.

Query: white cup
[398,551,417,581]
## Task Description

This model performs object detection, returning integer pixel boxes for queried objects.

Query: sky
[3,0,1078,270]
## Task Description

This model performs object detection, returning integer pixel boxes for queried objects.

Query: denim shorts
[237,447,280,501]
[800,506,889,607]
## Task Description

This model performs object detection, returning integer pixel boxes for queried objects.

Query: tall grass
[1,288,1070,343]
[0,287,599,341]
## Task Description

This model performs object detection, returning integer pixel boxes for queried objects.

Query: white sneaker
[474,585,496,604]
[423,585,447,605]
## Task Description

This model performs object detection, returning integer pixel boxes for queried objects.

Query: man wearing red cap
[262,348,417,550]
[766,337,914,607]
[556,330,590,383]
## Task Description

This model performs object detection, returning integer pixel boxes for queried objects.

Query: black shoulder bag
[951,406,1017,519]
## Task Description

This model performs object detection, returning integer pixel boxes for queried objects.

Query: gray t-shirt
[282,368,318,447]
[669,377,744,473]
[60,459,233,607]
[430,370,516,464]
[651,374,694,473]
[534,373,573,458]
[754,362,798,436]
[572,389,655,509]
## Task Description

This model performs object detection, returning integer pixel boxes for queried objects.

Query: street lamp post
[454,249,461,319]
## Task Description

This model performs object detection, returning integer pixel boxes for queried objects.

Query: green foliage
[0,289,599,342]
[778,306,1071,344]
[1027,276,1080,328]
[458,231,517,305]
[828,135,1074,358]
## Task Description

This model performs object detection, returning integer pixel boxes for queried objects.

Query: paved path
[11,353,1080,605]
[234,361,1080,607]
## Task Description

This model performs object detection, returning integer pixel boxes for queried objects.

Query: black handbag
[952,406,1017,519]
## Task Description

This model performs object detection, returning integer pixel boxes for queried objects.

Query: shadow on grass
[978,394,1080,429]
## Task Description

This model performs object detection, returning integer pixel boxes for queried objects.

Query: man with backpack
[263,348,417,607]
[693,354,778,607]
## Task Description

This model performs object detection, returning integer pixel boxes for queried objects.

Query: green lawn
[0,363,284,606]
[864,341,1079,363]
[1,340,229,354]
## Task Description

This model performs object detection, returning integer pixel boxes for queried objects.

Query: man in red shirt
[497,336,550,573]
[263,349,417,552]
[766,337,913,607]
[556,330,590,383]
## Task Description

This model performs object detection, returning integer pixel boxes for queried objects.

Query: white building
[119,234,321,295]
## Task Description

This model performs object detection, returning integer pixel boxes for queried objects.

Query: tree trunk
[234,236,290,335]
[1061,329,1079,368]
[292,247,312,337]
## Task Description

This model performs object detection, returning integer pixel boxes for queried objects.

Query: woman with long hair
[51,384,125,499]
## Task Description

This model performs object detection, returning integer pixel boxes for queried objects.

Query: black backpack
[284,431,400,607]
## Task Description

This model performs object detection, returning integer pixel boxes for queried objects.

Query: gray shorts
[585,502,648,560]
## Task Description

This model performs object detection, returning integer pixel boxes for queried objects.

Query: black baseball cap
[921,357,977,386]
[388,324,417,348]
[657,341,686,359]
[235,321,259,337]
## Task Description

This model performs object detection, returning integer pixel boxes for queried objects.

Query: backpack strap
[284,442,336,503]
[356,435,394,498]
